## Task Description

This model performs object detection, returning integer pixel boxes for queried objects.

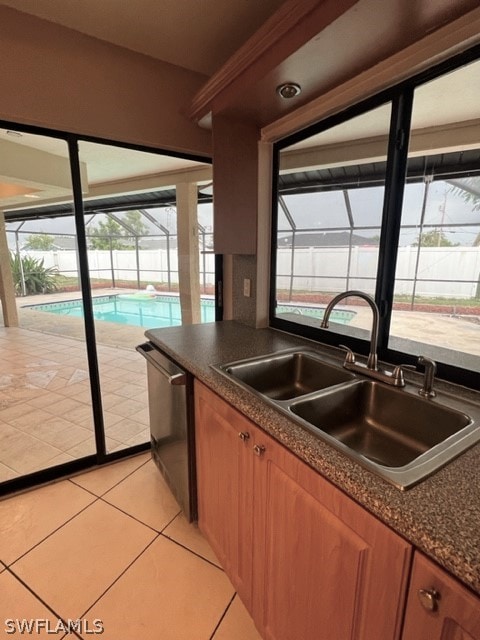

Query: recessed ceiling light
[276,83,302,99]
[6,130,23,138]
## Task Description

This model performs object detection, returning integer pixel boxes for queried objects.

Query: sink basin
[213,349,480,489]
[289,380,471,468]
[221,351,354,400]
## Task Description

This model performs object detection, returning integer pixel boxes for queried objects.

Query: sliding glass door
[0,125,212,493]
[0,131,96,483]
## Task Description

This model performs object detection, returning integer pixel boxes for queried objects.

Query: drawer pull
[253,444,266,457]
[418,588,440,612]
[238,432,250,442]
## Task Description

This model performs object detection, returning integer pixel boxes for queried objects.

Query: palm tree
[449,178,480,246]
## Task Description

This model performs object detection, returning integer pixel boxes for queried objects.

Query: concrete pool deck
[13,287,480,358]
[17,288,147,349]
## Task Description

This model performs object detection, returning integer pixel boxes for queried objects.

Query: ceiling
[0,1,290,213]
[0,128,211,212]
[0,0,286,76]
[1,0,478,214]
[284,58,480,152]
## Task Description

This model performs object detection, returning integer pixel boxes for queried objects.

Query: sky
[6,179,480,249]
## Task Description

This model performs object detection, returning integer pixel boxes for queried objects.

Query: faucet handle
[391,363,415,387]
[417,356,437,398]
[339,345,356,364]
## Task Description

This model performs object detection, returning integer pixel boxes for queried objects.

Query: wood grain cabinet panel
[195,380,413,639]
[402,553,480,640]
[194,380,255,609]
[252,431,412,640]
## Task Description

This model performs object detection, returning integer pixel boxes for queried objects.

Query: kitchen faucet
[417,356,437,398]
[321,290,379,370]
[321,290,404,387]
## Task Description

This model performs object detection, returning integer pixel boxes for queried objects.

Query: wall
[0,6,211,157]
[231,255,258,327]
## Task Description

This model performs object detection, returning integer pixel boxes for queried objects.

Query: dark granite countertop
[145,321,480,596]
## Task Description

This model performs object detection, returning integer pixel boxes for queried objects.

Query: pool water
[276,303,355,324]
[25,295,355,329]
[26,294,216,329]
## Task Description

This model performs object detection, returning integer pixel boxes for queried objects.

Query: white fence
[277,246,480,299]
[22,246,480,298]
[25,249,216,287]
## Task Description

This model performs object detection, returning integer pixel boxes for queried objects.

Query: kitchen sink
[220,350,354,400]
[289,380,471,468]
[213,349,480,489]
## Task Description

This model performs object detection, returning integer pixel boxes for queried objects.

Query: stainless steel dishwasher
[136,342,196,521]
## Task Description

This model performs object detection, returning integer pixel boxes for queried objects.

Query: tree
[87,211,148,249]
[87,217,129,250]
[413,229,459,247]
[450,179,480,246]
[24,233,56,251]
[123,210,148,237]
[451,178,480,212]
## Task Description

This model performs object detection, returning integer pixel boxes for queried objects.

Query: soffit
[191,0,479,126]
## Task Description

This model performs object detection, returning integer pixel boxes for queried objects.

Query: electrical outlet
[243,278,251,297]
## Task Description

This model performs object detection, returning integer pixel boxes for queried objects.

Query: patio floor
[0,289,151,482]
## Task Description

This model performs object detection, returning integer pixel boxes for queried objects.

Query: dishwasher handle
[136,343,186,386]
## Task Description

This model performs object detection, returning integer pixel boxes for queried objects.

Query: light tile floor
[0,453,262,640]
[0,325,149,480]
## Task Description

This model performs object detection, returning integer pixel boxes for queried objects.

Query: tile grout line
[0,458,20,475]
[4,496,100,568]
[78,533,161,621]
[0,419,79,472]
[68,455,151,497]
[96,488,180,536]
[160,532,225,571]
[209,592,237,640]
[0,332,147,463]
[78,513,225,630]
[5,565,84,639]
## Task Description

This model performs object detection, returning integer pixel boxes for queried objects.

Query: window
[390,60,480,374]
[274,104,391,344]
[271,48,480,388]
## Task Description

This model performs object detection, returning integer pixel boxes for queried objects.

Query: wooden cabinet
[195,380,412,639]
[195,379,255,609]
[402,553,480,640]
[251,418,411,640]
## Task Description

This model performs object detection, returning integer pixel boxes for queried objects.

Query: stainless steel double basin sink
[213,350,480,489]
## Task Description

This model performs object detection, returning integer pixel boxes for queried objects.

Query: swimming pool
[25,295,355,329]
[26,294,216,329]
[276,303,356,325]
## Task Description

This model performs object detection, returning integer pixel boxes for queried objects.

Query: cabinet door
[403,552,480,640]
[194,380,255,609]
[252,433,412,640]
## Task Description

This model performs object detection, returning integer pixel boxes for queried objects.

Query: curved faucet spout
[321,290,379,370]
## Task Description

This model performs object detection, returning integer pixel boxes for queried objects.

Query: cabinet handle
[238,431,250,442]
[253,444,266,457]
[418,588,440,612]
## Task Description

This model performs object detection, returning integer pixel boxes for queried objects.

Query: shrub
[10,253,59,295]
